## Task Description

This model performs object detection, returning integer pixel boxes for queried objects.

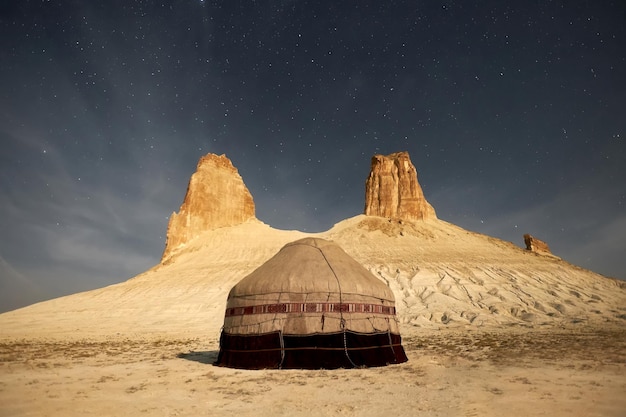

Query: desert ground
[1,326,624,417]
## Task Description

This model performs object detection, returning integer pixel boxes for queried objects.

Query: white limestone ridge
[0,152,624,340]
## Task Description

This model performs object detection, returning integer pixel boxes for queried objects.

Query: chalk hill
[1,152,624,340]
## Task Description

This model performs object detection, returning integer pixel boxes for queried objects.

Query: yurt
[215,237,408,369]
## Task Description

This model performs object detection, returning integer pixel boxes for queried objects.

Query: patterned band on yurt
[215,237,408,369]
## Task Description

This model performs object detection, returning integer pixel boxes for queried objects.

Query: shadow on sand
[177,350,219,365]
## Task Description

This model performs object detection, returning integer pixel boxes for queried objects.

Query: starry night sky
[1,1,625,312]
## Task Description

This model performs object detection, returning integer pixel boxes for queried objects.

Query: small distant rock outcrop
[162,154,256,261]
[364,151,436,221]
[524,234,552,255]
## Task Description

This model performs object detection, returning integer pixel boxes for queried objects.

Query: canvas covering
[222,237,400,335]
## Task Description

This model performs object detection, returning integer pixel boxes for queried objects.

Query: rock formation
[3,149,626,343]
[161,153,256,260]
[364,151,436,220]
[524,234,552,255]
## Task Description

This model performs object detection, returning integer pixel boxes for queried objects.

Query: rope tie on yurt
[317,247,357,367]
[340,318,357,368]
[278,330,286,369]
[386,318,396,357]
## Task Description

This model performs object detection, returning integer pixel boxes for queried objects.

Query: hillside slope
[1,215,624,341]
[327,216,626,330]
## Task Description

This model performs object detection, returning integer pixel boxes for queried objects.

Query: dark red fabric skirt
[215,330,408,369]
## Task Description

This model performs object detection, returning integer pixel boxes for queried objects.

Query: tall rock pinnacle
[162,153,256,261]
[364,151,436,220]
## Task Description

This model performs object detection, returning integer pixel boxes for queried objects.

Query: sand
[1,327,624,417]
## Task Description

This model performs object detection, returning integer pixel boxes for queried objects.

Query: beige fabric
[223,238,401,335]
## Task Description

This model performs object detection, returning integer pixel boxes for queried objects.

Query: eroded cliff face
[161,154,255,261]
[364,151,436,220]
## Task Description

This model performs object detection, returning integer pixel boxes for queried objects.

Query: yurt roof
[228,237,395,302]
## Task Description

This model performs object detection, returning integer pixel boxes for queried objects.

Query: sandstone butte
[162,150,435,261]
[162,153,255,260]
[364,151,437,220]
